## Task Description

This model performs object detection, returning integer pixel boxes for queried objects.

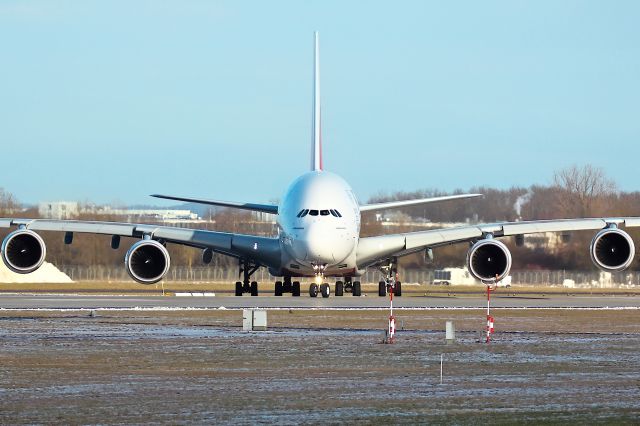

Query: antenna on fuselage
[311,31,322,172]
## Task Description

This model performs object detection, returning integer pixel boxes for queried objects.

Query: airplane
[1,32,639,298]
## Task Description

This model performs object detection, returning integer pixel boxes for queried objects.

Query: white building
[38,202,79,219]
[38,202,199,222]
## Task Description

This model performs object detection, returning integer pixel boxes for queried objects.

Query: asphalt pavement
[1,293,639,309]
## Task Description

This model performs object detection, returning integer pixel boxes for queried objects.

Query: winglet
[311,31,322,171]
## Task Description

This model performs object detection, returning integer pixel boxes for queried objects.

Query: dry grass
[1,309,639,423]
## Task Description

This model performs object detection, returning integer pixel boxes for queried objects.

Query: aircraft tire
[250,281,258,296]
[335,281,344,296]
[395,281,402,297]
[292,281,301,296]
[320,283,330,298]
[378,281,386,297]
[235,281,243,296]
[309,283,319,297]
[275,281,283,296]
[353,281,361,297]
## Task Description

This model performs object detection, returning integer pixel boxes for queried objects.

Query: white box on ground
[445,321,455,343]
[252,310,267,331]
[243,309,267,331]
[243,309,253,331]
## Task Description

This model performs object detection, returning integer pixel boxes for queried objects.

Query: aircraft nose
[304,224,335,263]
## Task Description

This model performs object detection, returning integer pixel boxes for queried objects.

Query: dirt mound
[0,262,73,283]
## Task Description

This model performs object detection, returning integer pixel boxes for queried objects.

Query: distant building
[38,202,200,222]
[104,208,200,221]
[39,202,79,219]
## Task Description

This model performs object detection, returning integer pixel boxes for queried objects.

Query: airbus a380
[2,33,640,298]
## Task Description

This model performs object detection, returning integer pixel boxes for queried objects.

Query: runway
[1,293,640,310]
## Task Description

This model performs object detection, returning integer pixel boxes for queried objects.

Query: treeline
[363,165,640,270]
[1,165,639,272]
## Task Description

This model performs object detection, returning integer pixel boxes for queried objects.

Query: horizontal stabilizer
[151,194,278,215]
[360,193,482,212]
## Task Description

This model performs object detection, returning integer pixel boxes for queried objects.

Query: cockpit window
[320,210,330,216]
[309,210,319,216]
[297,209,309,218]
[333,209,342,217]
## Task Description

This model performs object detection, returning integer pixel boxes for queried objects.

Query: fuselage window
[309,210,319,216]
[320,210,330,216]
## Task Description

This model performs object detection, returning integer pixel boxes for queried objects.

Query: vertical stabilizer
[311,32,322,171]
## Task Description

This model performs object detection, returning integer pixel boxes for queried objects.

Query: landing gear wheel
[378,281,386,297]
[275,281,283,296]
[352,281,362,297]
[292,281,301,297]
[283,279,292,293]
[320,283,330,298]
[250,281,258,296]
[335,281,344,296]
[395,281,402,297]
[309,283,319,297]
[235,281,243,296]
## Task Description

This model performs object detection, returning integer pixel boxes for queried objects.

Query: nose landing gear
[308,263,331,298]
[309,282,331,298]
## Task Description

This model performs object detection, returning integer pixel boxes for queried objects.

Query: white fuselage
[277,171,361,277]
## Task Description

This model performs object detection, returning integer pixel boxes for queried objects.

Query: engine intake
[590,228,635,272]
[125,239,170,284]
[1,229,47,274]
[467,239,512,283]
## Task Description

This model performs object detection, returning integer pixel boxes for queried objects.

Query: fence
[58,265,640,287]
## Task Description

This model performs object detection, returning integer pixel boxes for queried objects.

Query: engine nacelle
[467,239,512,283]
[1,229,47,274]
[125,239,170,284]
[590,228,635,272]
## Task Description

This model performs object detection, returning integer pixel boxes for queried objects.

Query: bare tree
[553,164,617,217]
[0,188,20,215]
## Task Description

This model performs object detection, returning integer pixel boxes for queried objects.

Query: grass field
[1,309,639,423]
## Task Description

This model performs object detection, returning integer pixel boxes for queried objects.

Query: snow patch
[0,261,73,283]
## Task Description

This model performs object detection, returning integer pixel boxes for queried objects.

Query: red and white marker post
[485,282,496,343]
[386,272,399,344]
[387,282,395,344]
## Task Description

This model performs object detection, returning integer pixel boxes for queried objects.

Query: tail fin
[311,31,322,171]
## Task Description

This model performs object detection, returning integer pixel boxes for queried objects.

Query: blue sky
[1,1,639,206]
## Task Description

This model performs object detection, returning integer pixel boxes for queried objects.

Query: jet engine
[590,228,635,272]
[1,229,47,274]
[125,239,170,284]
[466,239,512,283]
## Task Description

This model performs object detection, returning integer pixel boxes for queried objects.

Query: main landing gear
[275,276,301,297]
[378,258,402,297]
[235,259,259,296]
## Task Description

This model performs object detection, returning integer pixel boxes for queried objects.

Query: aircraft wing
[0,218,281,268]
[356,217,640,268]
[359,194,482,212]
[150,194,278,215]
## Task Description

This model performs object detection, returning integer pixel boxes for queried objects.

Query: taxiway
[1,293,639,310]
